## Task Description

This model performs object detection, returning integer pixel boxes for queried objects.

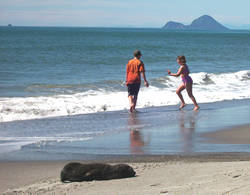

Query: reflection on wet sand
[128,113,150,154]
[179,111,198,153]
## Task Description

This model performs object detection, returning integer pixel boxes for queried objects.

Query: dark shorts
[127,83,140,97]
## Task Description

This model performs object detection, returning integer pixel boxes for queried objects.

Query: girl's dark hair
[177,55,187,64]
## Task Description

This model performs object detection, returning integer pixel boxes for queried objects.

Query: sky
[0,0,250,29]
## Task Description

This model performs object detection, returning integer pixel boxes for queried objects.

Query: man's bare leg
[128,95,134,112]
[132,95,138,112]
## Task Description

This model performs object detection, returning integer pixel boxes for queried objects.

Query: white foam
[0,70,249,122]
[0,136,92,153]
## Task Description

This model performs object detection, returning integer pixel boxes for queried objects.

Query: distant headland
[163,15,229,31]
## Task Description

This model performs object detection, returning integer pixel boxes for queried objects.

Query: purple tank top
[181,65,192,83]
[182,65,190,75]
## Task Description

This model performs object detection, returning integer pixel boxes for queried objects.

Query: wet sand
[1,99,250,161]
[202,125,250,144]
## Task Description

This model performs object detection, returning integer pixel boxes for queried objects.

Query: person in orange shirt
[126,50,149,112]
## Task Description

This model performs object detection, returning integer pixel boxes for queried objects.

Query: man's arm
[126,63,129,85]
[141,72,149,87]
[140,62,149,87]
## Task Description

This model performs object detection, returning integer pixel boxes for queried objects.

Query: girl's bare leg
[185,82,199,110]
[176,84,186,109]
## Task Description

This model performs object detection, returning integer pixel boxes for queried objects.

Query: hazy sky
[1,0,250,28]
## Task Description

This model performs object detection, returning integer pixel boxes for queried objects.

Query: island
[163,15,229,31]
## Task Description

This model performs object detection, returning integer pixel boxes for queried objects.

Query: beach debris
[101,105,107,111]
[232,174,241,178]
[61,162,135,182]
[150,183,161,187]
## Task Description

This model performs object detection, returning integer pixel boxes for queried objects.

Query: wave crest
[0,70,249,122]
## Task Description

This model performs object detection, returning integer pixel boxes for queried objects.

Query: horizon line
[1,25,250,30]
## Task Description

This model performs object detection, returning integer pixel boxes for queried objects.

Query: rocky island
[163,15,229,31]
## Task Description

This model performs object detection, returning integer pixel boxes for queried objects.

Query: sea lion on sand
[61,162,136,182]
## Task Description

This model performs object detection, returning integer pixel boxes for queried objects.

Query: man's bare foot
[133,109,139,113]
[193,106,200,111]
[130,106,134,113]
[179,103,187,110]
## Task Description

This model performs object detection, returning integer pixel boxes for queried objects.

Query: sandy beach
[1,104,250,194]
[2,152,250,195]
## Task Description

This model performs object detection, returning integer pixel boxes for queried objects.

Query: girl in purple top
[168,56,199,111]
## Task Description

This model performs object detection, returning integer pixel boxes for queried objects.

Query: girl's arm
[168,67,183,77]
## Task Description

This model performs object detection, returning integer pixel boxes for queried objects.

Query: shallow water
[0,99,249,161]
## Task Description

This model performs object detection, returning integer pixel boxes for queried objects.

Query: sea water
[0,27,250,160]
[0,27,249,122]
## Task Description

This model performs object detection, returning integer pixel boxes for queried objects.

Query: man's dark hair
[133,50,142,57]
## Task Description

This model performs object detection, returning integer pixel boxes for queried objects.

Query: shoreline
[2,151,250,163]
[2,153,250,194]
[1,98,250,124]
[1,99,250,161]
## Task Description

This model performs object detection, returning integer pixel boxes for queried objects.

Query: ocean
[0,27,250,122]
[0,27,250,160]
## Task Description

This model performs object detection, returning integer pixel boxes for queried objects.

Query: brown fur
[61,162,136,182]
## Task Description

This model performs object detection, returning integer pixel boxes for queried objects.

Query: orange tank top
[126,58,145,84]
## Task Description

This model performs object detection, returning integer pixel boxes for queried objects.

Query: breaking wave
[0,70,249,122]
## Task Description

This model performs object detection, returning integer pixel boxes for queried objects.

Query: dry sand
[2,157,250,195]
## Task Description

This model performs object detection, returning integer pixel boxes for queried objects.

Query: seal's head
[114,164,136,178]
